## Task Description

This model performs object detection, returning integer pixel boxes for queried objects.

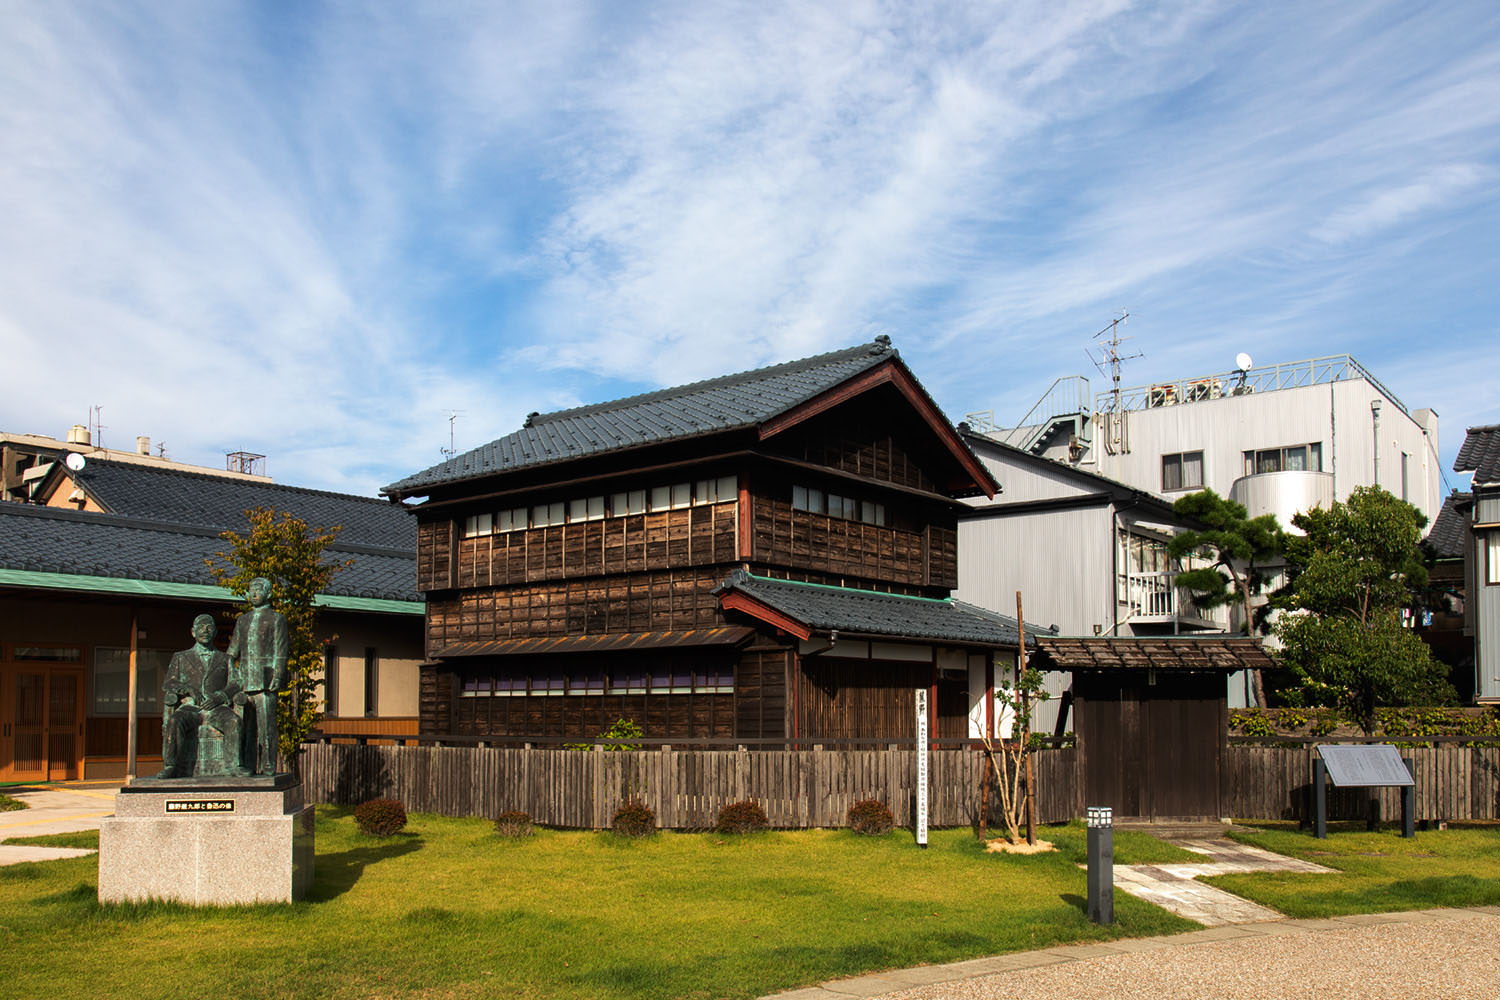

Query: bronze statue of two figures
[156,578,291,779]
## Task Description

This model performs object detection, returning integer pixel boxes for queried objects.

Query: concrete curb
[759,906,1500,999]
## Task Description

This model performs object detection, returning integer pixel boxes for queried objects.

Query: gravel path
[876,911,1500,1000]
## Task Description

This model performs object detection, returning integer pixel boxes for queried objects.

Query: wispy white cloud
[0,0,1496,491]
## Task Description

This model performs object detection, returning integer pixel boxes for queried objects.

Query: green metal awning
[0,568,425,616]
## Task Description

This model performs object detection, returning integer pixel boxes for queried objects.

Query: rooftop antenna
[1086,310,1139,413]
[441,410,466,461]
[89,405,107,451]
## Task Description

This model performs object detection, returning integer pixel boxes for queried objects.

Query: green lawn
[1208,822,1500,918]
[0,793,27,812]
[0,810,1194,1000]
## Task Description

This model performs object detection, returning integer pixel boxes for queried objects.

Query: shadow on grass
[1060,892,1087,916]
[310,834,423,900]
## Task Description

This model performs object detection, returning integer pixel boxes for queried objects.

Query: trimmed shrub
[612,800,656,837]
[0,793,27,813]
[715,799,769,835]
[847,798,894,836]
[494,810,534,839]
[353,797,407,837]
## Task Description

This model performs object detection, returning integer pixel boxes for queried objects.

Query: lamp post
[1086,806,1114,924]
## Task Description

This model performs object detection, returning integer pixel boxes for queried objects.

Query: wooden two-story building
[383,338,1035,743]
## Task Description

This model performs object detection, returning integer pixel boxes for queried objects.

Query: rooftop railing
[1097,355,1409,417]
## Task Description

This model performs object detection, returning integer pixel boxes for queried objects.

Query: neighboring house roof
[711,570,1045,647]
[384,338,994,498]
[48,459,413,550]
[1456,424,1500,486]
[0,498,419,610]
[1425,492,1473,561]
[958,430,1184,522]
[1035,636,1277,672]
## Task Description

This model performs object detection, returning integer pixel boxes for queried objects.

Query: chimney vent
[136,436,151,455]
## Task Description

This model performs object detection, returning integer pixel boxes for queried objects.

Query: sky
[2,1,1497,497]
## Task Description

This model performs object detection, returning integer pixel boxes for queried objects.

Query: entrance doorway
[2,646,86,782]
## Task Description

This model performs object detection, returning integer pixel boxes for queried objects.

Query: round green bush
[715,799,769,834]
[612,800,656,837]
[847,798,894,835]
[353,797,407,837]
[494,810,534,838]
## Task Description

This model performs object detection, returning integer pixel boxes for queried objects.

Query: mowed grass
[1208,822,1500,918]
[0,810,1194,1000]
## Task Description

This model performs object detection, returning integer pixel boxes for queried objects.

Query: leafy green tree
[207,508,352,766]
[1167,490,1283,704]
[1272,486,1454,731]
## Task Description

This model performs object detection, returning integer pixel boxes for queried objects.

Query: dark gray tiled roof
[712,570,1046,647]
[0,503,418,603]
[1425,492,1472,560]
[384,340,897,496]
[68,460,413,550]
[1456,425,1500,485]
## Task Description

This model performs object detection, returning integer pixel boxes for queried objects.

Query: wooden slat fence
[1222,745,1500,823]
[301,743,1080,829]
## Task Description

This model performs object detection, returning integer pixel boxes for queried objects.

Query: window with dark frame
[1488,532,1500,586]
[363,647,378,718]
[1161,451,1204,491]
[1242,442,1323,477]
[323,645,338,717]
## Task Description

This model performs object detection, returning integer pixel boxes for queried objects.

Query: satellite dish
[64,452,86,472]
[1235,352,1253,371]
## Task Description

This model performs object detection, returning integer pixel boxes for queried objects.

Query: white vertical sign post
[915,687,929,848]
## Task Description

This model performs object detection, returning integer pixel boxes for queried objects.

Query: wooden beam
[717,591,813,641]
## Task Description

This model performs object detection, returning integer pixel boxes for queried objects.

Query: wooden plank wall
[751,495,936,589]
[302,744,1082,829]
[425,568,727,656]
[1221,746,1500,822]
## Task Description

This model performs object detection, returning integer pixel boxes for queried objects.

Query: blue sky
[2,1,1497,496]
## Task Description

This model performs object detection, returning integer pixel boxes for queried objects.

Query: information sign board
[1317,745,1415,788]
[915,688,928,847]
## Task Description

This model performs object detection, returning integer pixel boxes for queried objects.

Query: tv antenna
[440,411,466,461]
[1086,310,1140,412]
[89,404,107,451]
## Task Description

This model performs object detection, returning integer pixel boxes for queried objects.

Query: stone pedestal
[99,774,314,905]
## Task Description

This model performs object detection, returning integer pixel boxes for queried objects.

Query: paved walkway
[1111,837,1334,925]
[0,781,116,866]
[766,908,1500,1000]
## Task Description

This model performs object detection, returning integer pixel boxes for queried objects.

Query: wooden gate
[1075,670,1226,821]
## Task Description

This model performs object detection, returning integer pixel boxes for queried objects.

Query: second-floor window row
[463,475,737,537]
[791,485,887,526]
[1244,442,1322,476]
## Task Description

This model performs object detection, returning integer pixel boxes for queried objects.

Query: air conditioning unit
[1146,384,1177,408]
[1186,379,1222,402]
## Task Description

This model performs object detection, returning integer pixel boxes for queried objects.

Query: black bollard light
[1086,806,1114,925]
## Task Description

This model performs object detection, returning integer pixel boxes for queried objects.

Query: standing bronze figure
[227,577,291,775]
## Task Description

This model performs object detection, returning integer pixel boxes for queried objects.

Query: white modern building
[958,353,1441,718]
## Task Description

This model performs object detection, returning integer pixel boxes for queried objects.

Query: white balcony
[1118,570,1224,629]
[1230,470,1335,532]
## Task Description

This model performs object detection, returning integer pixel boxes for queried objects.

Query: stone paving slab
[0,785,115,863]
[0,845,96,865]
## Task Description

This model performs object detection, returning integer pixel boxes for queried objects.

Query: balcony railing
[1119,570,1177,619]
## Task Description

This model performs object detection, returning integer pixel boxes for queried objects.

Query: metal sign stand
[915,688,928,849]
[1312,745,1416,839]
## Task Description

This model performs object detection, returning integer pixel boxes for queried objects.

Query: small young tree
[206,507,352,766]
[1272,486,1455,731]
[978,664,1049,845]
[1167,490,1283,704]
